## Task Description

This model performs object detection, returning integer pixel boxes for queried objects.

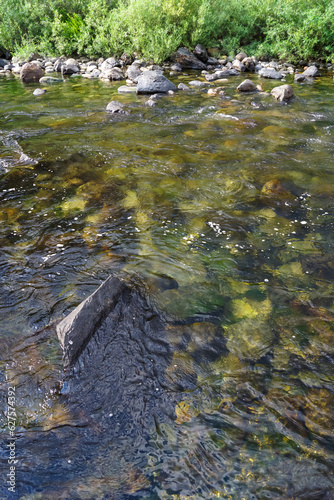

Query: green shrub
[1,0,334,62]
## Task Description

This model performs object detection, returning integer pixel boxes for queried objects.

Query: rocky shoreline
[0,45,332,106]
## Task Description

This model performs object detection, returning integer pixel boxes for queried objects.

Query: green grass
[0,0,333,62]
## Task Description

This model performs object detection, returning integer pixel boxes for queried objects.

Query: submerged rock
[39,76,62,83]
[270,84,294,101]
[33,88,46,96]
[188,80,208,87]
[118,85,137,93]
[136,70,176,94]
[178,82,190,90]
[106,101,129,114]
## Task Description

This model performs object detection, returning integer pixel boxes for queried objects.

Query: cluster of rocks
[0,45,330,86]
[0,45,330,108]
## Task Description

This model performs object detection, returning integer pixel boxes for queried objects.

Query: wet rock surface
[136,70,176,93]
[259,67,283,79]
[271,84,294,101]
[20,62,44,83]
[237,79,257,92]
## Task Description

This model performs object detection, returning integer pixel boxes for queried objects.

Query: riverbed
[0,71,334,499]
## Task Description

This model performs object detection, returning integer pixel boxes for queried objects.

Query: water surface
[0,71,334,499]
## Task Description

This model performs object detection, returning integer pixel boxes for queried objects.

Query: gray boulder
[20,62,44,83]
[62,59,80,75]
[101,57,122,72]
[302,65,321,77]
[126,64,142,82]
[101,67,124,81]
[57,276,127,369]
[214,69,232,78]
[270,84,294,101]
[237,79,257,92]
[193,44,208,62]
[259,67,283,79]
[106,101,128,114]
[175,47,207,70]
[136,70,176,94]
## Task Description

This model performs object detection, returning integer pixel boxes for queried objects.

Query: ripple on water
[0,74,334,499]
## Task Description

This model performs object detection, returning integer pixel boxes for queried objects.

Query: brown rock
[20,62,44,83]
[242,57,255,72]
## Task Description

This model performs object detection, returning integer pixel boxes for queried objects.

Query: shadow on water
[0,72,334,498]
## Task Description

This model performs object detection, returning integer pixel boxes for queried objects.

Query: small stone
[39,76,62,83]
[171,63,182,72]
[188,80,208,87]
[145,99,157,107]
[117,85,137,93]
[205,73,218,82]
[178,82,189,90]
[33,88,46,96]
[106,101,128,114]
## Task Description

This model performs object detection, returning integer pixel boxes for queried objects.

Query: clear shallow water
[0,71,334,499]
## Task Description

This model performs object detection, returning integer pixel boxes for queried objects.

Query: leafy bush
[0,0,334,61]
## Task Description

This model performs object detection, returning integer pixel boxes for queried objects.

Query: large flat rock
[136,70,176,94]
